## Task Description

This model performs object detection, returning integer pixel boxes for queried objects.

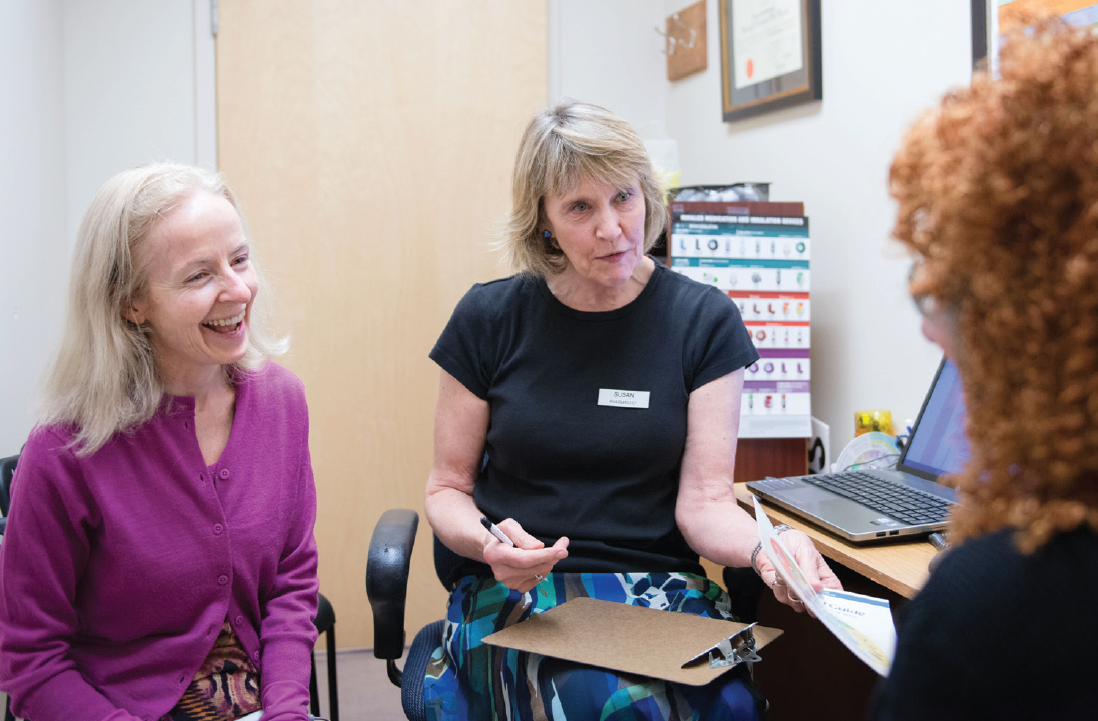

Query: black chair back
[0,454,17,518]
[1,455,18,721]
[433,534,475,592]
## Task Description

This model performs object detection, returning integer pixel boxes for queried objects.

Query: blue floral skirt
[423,571,765,721]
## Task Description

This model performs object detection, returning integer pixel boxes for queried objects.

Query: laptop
[746,357,968,543]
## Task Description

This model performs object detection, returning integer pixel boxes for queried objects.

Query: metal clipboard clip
[708,622,763,668]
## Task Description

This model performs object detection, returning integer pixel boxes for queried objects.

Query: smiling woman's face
[127,191,258,392]
[541,174,647,292]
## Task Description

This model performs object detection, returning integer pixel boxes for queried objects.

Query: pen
[928,532,950,550]
[480,516,515,547]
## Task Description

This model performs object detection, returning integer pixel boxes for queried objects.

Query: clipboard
[483,597,783,686]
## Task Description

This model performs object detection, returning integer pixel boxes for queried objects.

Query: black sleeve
[869,533,1032,721]
[429,284,496,400]
[687,285,759,392]
[870,588,970,721]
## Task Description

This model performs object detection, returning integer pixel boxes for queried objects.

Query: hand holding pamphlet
[753,497,897,676]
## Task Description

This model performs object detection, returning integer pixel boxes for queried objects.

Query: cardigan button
[218,574,229,585]
[219,468,230,479]
[253,651,260,662]
[213,524,224,535]
[235,615,244,625]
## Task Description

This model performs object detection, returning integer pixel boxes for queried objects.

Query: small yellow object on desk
[855,409,893,437]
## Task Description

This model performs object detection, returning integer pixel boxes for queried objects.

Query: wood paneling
[216,0,547,649]
[733,438,808,485]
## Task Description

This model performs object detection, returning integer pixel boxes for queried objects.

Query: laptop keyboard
[803,471,954,526]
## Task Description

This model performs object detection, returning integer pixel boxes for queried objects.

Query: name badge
[598,388,650,409]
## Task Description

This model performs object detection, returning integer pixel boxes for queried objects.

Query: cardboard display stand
[483,597,783,686]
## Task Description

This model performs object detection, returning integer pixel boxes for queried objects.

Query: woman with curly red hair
[871,20,1098,720]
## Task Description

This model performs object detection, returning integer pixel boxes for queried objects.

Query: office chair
[310,593,339,721]
[364,508,770,720]
[722,566,766,625]
[367,508,459,721]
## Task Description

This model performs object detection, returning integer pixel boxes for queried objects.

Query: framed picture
[974,1,1098,72]
[718,0,822,123]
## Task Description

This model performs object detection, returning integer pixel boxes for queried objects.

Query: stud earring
[543,230,553,239]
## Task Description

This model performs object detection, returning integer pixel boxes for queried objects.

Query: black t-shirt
[430,261,759,580]
[870,526,1098,720]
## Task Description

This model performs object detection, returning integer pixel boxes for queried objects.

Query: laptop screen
[900,358,970,481]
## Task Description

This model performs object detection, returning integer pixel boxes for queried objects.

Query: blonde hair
[889,20,1098,552]
[39,163,287,455]
[498,99,668,276]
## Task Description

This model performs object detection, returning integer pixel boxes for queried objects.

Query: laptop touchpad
[773,483,838,505]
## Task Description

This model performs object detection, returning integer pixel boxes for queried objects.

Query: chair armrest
[366,508,419,661]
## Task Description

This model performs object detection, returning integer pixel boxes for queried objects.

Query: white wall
[548,0,669,138]
[0,0,214,455]
[63,0,216,245]
[553,0,973,455]
[0,0,68,456]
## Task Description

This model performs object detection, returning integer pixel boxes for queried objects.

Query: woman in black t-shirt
[423,100,840,721]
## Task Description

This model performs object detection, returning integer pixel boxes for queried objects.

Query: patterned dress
[161,621,261,721]
[423,572,764,720]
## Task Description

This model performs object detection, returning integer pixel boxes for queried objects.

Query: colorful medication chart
[670,205,812,438]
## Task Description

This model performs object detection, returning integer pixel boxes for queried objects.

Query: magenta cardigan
[0,362,319,721]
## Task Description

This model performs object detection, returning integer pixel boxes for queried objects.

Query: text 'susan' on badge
[597,389,650,409]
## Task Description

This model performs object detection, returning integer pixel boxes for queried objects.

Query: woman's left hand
[753,529,842,613]
[673,372,843,614]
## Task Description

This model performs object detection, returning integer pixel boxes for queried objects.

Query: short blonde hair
[890,20,1098,552]
[498,99,668,276]
[39,163,287,455]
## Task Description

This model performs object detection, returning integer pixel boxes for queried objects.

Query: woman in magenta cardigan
[0,164,319,721]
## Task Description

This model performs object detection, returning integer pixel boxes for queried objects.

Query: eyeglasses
[907,258,938,318]
[911,291,938,319]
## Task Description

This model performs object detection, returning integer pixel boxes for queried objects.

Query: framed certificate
[718,0,822,123]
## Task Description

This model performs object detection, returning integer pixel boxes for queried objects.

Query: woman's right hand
[482,518,569,593]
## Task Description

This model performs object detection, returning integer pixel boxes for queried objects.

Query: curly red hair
[890,20,1098,552]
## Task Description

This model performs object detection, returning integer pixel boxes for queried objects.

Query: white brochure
[753,497,897,676]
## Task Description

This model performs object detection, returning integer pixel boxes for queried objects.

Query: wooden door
[217,0,547,649]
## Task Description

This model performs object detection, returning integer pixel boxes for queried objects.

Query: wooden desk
[732,484,937,598]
